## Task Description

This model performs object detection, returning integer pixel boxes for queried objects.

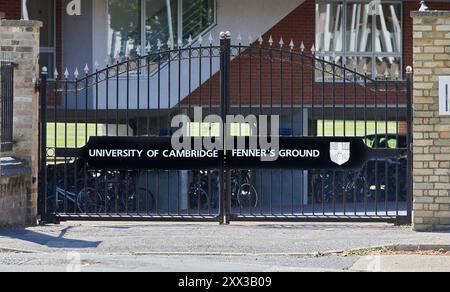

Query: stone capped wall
[0,20,41,227]
[411,11,450,231]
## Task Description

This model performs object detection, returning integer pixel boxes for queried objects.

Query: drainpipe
[21,0,29,20]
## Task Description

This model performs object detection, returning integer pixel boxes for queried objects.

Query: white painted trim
[21,0,29,20]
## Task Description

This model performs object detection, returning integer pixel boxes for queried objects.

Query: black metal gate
[39,32,413,224]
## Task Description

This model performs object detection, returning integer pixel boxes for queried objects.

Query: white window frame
[108,0,217,58]
[315,0,403,80]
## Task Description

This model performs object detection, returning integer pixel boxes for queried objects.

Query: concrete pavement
[351,255,450,272]
[0,222,450,272]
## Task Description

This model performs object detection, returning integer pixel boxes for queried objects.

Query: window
[315,0,402,79]
[108,0,216,61]
[28,0,56,78]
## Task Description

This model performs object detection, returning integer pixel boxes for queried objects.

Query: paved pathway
[0,222,449,271]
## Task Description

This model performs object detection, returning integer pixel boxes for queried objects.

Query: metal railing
[39,32,413,224]
[0,55,15,152]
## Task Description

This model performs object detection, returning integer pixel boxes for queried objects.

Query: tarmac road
[1,222,450,272]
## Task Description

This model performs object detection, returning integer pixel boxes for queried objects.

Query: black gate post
[406,66,413,224]
[220,31,231,224]
[38,67,48,222]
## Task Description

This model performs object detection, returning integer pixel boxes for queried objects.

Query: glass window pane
[375,3,401,53]
[28,0,55,48]
[316,2,344,53]
[376,57,401,79]
[345,56,372,76]
[346,2,372,52]
[108,0,141,60]
[146,0,178,48]
[315,54,344,81]
[182,0,215,40]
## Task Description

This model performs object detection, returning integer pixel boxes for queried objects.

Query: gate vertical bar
[39,67,48,220]
[406,66,413,224]
[220,32,231,224]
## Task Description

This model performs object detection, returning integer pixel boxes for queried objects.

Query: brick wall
[404,1,450,80]
[0,0,21,20]
[186,0,316,107]
[411,10,450,231]
[0,19,42,227]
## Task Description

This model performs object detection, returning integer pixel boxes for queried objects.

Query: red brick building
[0,1,448,77]
[0,0,447,135]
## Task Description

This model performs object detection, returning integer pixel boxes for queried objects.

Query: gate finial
[157,39,163,50]
[219,31,231,40]
[419,1,429,12]
[289,40,295,51]
[248,35,253,45]
[209,33,214,44]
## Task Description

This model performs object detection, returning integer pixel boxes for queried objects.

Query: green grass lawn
[47,120,399,149]
[47,123,104,148]
[317,120,398,137]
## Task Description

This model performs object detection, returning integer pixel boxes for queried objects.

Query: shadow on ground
[0,227,101,249]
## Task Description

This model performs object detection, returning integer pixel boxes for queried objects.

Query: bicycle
[87,170,156,213]
[189,170,218,210]
[230,170,259,209]
[188,170,259,210]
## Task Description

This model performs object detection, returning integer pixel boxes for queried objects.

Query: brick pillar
[0,19,42,226]
[411,11,450,231]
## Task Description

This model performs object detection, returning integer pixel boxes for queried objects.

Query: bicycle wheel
[135,188,156,213]
[238,183,258,209]
[77,188,105,213]
[189,188,210,210]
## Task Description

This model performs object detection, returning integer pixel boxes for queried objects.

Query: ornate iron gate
[39,32,413,224]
